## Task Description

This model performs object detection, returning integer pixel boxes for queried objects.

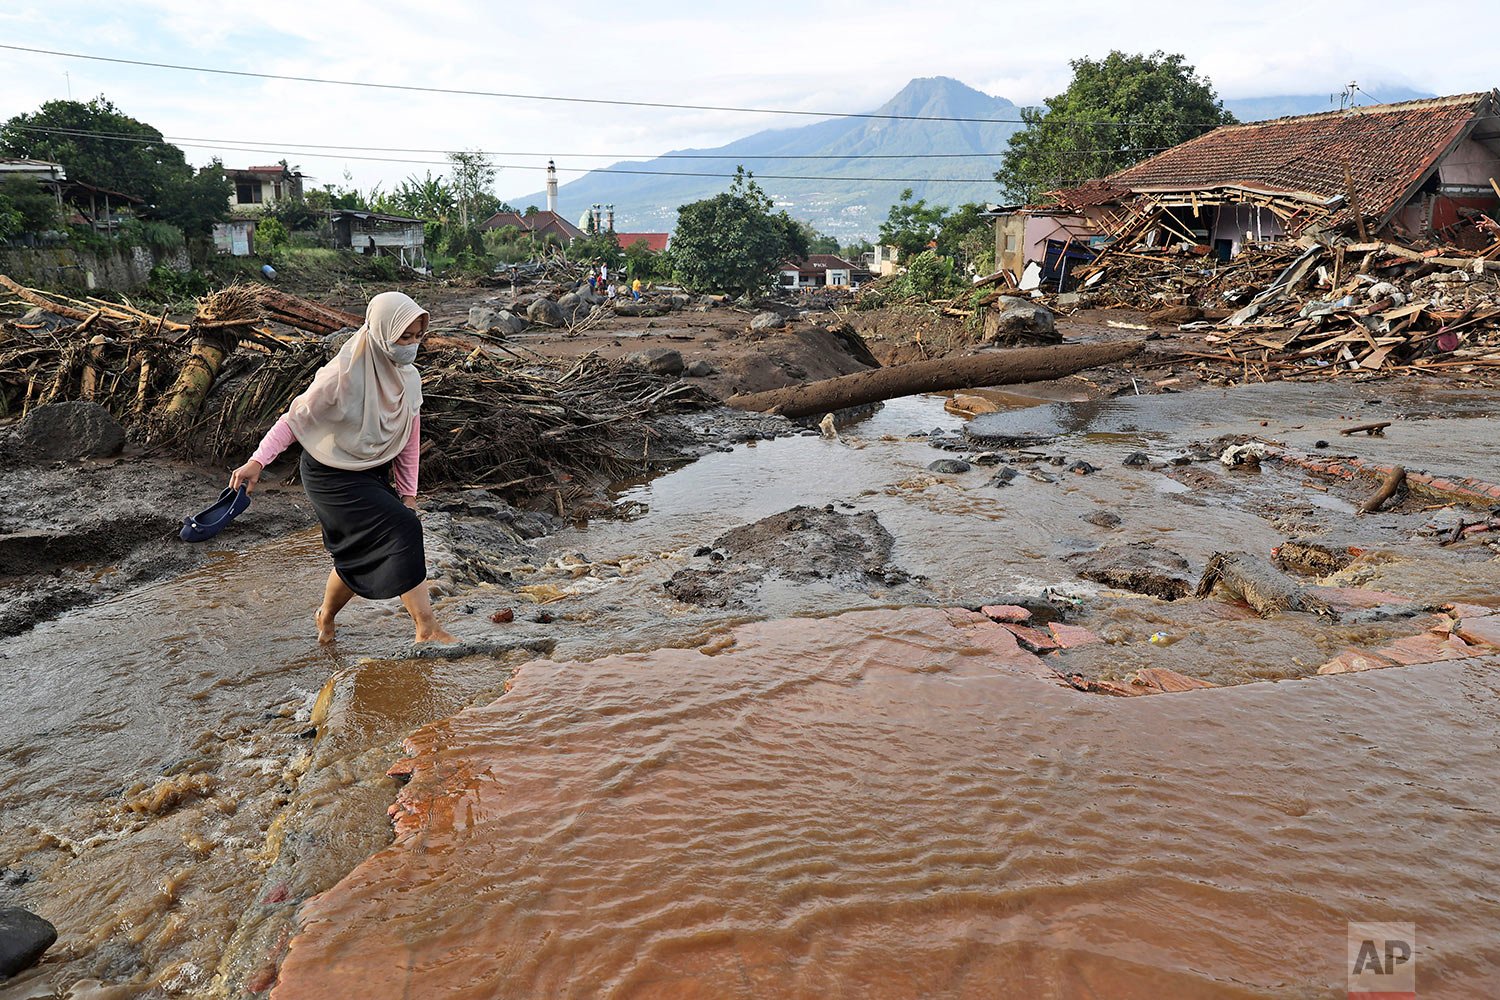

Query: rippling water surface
[273,607,1500,999]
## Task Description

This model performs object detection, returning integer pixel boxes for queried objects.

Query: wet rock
[557,292,588,322]
[624,348,685,376]
[1122,451,1150,467]
[987,467,1019,487]
[1068,461,1098,475]
[664,506,912,608]
[1130,667,1216,692]
[668,293,693,309]
[982,297,1059,344]
[971,452,1002,466]
[981,604,1031,623]
[7,401,126,461]
[750,311,786,331]
[1068,542,1193,600]
[1000,622,1061,653]
[468,305,526,334]
[1084,511,1122,528]
[613,301,668,317]
[1272,539,1356,577]
[1314,439,1330,449]
[685,359,717,378]
[525,297,566,328]
[0,907,58,977]
[927,458,971,474]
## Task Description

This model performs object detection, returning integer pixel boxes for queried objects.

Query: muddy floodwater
[3,382,1499,997]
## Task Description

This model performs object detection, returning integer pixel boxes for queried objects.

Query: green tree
[792,220,839,255]
[936,202,995,274]
[622,238,665,282]
[844,238,874,260]
[152,160,231,239]
[879,189,947,260]
[254,216,289,254]
[667,167,808,297]
[379,172,454,222]
[0,98,231,240]
[995,50,1236,203]
[0,175,61,236]
[0,97,182,199]
[447,150,497,230]
[567,230,623,270]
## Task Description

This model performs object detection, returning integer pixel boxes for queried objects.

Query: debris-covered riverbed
[3,372,1499,996]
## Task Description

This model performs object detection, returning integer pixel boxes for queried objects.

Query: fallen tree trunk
[724,341,1144,418]
[1359,466,1407,514]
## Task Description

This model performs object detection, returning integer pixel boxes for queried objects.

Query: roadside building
[778,254,858,289]
[993,91,1500,276]
[328,210,427,270]
[480,209,586,244]
[224,165,305,217]
[614,232,670,253]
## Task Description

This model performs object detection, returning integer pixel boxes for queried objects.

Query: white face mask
[390,342,419,366]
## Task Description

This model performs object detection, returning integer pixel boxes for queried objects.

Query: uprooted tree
[995,50,1236,203]
[667,167,808,298]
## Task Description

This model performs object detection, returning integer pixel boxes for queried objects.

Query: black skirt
[299,452,426,600]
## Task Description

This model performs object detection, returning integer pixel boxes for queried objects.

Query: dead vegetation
[0,277,714,508]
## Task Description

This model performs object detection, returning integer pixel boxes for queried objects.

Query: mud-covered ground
[3,278,1500,997]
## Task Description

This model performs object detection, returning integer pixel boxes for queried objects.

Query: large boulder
[750,311,787,331]
[624,348,685,376]
[468,307,527,336]
[612,301,667,318]
[557,292,590,322]
[1067,542,1193,600]
[8,402,126,461]
[0,908,57,977]
[526,297,566,328]
[983,297,1059,344]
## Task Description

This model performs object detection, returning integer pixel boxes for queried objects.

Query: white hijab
[284,291,427,470]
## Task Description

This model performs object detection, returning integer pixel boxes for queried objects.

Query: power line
[0,43,1233,128]
[4,123,1176,168]
[3,123,1007,183]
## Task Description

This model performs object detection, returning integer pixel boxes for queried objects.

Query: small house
[480,209,585,244]
[779,254,857,289]
[614,232,670,253]
[225,165,305,216]
[329,210,427,270]
[996,91,1500,272]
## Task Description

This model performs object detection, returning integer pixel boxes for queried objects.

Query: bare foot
[315,607,337,644]
[414,624,459,644]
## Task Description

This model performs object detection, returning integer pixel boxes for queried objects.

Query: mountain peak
[874,77,1016,119]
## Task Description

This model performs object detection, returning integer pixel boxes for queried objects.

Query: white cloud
[2,0,1496,201]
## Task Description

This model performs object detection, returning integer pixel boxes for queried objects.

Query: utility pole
[64,70,71,99]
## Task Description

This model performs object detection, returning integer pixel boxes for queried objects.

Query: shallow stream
[2,381,1498,997]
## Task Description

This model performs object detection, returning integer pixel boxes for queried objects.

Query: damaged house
[992,91,1500,280]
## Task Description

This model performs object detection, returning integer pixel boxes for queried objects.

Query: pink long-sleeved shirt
[251,413,421,497]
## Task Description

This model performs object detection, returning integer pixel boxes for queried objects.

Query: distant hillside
[1224,86,1436,122]
[514,77,1019,242]
[515,80,1443,242]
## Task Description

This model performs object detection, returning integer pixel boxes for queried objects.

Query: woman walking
[229,291,457,647]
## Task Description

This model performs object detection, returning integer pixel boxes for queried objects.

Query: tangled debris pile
[1062,238,1500,378]
[0,277,715,507]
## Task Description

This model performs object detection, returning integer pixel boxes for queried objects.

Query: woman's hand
[230,460,263,494]
[402,494,419,511]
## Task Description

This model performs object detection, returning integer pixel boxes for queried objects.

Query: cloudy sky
[2,0,1494,202]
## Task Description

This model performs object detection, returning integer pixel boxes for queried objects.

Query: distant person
[588,268,599,293]
[606,282,618,303]
[600,262,610,285]
[229,291,457,648]
[631,277,642,301]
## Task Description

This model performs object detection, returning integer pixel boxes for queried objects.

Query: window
[235,180,262,204]
[273,181,283,200]
[1004,234,1017,252]
[830,272,848,286]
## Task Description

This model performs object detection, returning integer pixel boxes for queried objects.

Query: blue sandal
[180,485,252,543]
